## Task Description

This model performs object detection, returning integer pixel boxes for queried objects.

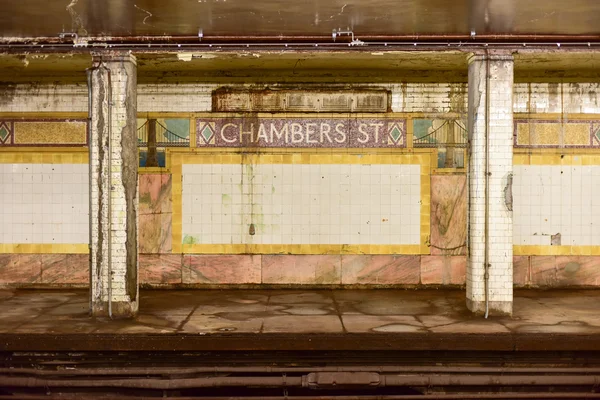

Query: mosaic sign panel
[514,120,600,148]
[0,120,88,147]
[196,117,406,148]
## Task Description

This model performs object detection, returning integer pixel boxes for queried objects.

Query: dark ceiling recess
[1,0,600,46]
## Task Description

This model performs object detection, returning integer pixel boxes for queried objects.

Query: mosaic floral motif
[195,117,407,148]
[0,121,13,145]
[515,120,600,148]
[0,120,88,147]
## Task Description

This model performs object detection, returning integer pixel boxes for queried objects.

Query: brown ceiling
[3,51,600,84]
[1,0,600,39]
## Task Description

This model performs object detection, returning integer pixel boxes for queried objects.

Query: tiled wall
[0,163,89,245]
[514,163,600,247]
[6,82,600,115]
[181,162,421,248]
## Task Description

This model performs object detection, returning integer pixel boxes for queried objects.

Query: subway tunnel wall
[0,81,599,288]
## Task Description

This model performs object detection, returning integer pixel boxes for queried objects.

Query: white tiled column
[467,52,514,316]
[88,52,138,318]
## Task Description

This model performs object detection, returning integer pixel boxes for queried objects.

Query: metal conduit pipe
[484,49,491,319]
[4,42,600,53]
[9,33,600,44]
[85,67,94,312]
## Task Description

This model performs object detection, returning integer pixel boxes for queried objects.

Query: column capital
[467,50,514,64]
[91,51,137,66]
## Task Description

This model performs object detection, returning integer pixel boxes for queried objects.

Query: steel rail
[1,393,600,399]
[2,374,599,389]
[2,366,600,376]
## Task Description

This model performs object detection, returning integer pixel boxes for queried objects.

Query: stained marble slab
[139,174,172,215]
[430,175,467,256]
[139,174,172,253]
[555,256,600,286]
[183,255,261,285]
[0,254,42,284]
[139,254,183,285]
[262,255,341,285]
[341,255,420,285]
[420,255,466,285]
[513,256,531,286]
[530,256,557,286]
[41,254,88,285]
[139,213,172,253]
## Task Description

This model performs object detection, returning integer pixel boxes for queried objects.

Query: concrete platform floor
[1,289,599,352]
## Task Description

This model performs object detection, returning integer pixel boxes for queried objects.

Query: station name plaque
[196,117,406,148]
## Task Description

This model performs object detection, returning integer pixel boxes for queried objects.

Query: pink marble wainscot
[530,256,557,287]
[555,256,600,287]
[0,254,42,284]
[139,174,172,253]
[513,256,531,287]
[341,255,420,285]
[420,255,466,285]
[183,255,261,285]
[430,175,467,256]
[262,255,341,285]
[41,254,88,285]
[139,174,172,215]
[139,213,172,253]
[139,254,183,285]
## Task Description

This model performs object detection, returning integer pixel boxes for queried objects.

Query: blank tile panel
[182,163,421,245]
[513,164,600,246]
[0,163,89,244]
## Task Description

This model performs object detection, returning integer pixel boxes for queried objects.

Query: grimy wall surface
[0,81,599,288]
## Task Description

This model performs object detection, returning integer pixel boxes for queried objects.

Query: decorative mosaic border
[0,119,89,147]
[170,151,431,255]
[514,119,600,148]
[196,114,407,148]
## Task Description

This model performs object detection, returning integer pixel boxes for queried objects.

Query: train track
[1,351,599,399]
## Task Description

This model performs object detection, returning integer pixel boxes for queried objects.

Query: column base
[91,300,138,318]
[466,298,512,316]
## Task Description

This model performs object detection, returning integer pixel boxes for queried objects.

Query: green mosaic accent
[595,127,600,144]
[0,125,9,143]
[389,124,403,143]
[200,124,215,144]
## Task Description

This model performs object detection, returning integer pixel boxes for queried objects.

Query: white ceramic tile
[0,163,89,244]
[514,164,600,246]
[182,162,421,245]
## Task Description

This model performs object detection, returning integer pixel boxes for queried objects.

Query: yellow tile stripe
[171,151,432,255]
[513,153,600,166]
[0,151,89,164]
[0,244,89,254]
[514,245,600,256]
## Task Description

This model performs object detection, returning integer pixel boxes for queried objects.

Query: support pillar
[88,52,138,318]
[466,52,514,316]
